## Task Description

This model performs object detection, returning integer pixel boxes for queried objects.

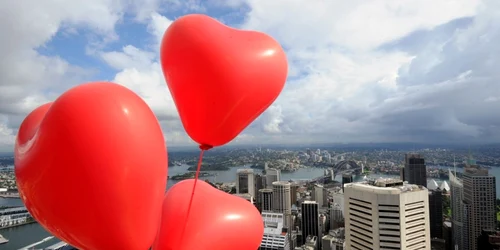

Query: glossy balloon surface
[160,14,288,147]
[15,82,168,250]
[153,180,264,250]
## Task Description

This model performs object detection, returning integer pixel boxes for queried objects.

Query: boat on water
[0,234,8,244]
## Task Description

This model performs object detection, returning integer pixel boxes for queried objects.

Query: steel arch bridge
[332,160,362,178]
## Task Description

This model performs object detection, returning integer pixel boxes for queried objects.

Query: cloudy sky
[0,0,499,152]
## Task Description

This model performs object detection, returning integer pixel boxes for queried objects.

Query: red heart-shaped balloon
[160,14,288,147]
[15,82,168,250]
[153,180,264,250]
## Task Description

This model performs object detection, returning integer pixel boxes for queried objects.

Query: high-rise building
[267,168,281,189]
[429,189,443,239]
[236,169,255,197]
[273,181,292,228]
[260,188,273,212]
[344,178,431,250]
[462,164,496,250]
[449,169,464,250]
[341,174,353,192]
[331,191,344,215]
[255,174,265,202]
[443,221,452,250]
[463,203,471,250]
[313,184,324,207]
[259,212,291,250]
[290,183,299,206]
[329,203,343,230]
[323,187,329,207]
[404,153,427,186]
[301,201,320,248]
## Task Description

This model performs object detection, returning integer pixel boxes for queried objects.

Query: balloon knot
[199,144,213,151]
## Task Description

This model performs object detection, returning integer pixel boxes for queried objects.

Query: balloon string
[179,148,206,244]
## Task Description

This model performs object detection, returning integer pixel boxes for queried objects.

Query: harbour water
[1,164,500,249]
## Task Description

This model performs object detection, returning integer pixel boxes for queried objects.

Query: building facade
[344,178,431,250]
[462,165,497,250]
[260,212,291,250]
[449,169,464,250]
[273,181,292,228]
[260,188,274,212]
[429,189,443,239]
[266,168,281,189]
[301,201,320,249]
[236,169,255,197]
[404,153,427,187]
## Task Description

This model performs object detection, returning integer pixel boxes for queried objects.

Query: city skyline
[1,1,500,153]
[2,147,500,249]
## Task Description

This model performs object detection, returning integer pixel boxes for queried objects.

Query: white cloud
[1,0,500,153]
[148,13,174,48]
[100,45,156,70]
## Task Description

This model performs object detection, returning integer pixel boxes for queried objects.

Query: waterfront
[0,166,328,249]
[1,164,500,249]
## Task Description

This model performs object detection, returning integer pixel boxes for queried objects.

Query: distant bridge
[332,160,362,179]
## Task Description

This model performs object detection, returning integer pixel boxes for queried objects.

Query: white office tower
[259,212,291,250]
[313,184,324,207]
[273,181,292,228]
[330,203,344,230]
[344,178,430,250]
[236,169,255,197]
[267,168,281,188]
[331,190,344,214]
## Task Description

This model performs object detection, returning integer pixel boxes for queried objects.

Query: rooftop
[303,200,318,204]
[262,212,285,235]
[237,169,254,174]
[272,181,291,186]
[345,178,426,194]
[464,165,490,176]
[322,228,345,244]
[233,193,253,201]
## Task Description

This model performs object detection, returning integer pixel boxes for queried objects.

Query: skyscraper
[331,191,344,215]
[344,178,431,250]
[329,203,343,230]
[272,181,292,227]
[290,183,299,206]
[462,164,496,250]
[301,201,320,248]
[255,173,264,201]
[236,169,255,197]
[259,212,291,250]
[404,153,427,186]
[266,168,280,189]
[428,189,443,239]
[341,174,353,192]
[260,188,273,212]
[449,169,464,250]
[314,184,324,207]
